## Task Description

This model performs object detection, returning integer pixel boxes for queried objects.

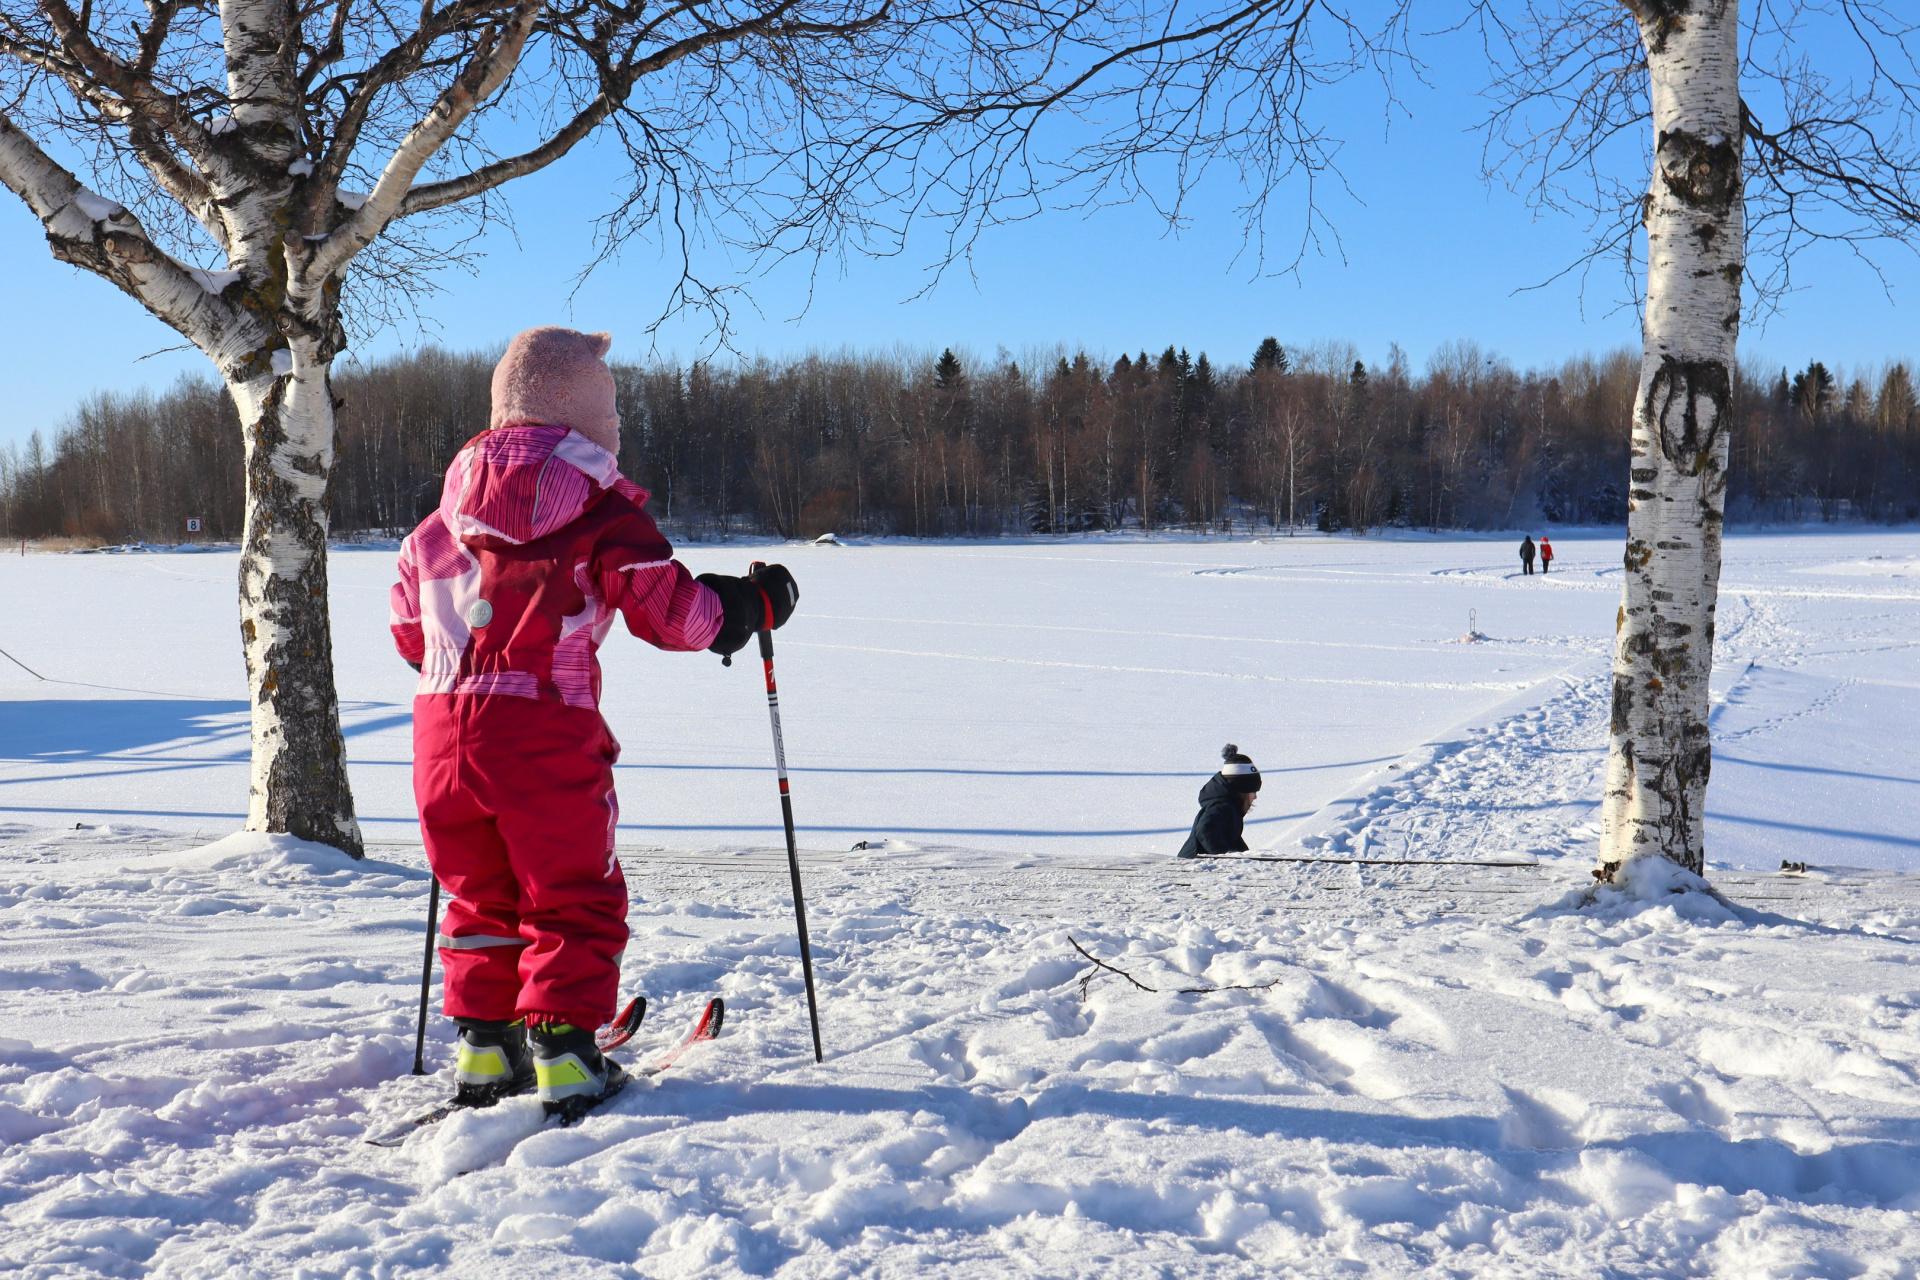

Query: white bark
[1600,1,1744,880]
[230,343,363,853]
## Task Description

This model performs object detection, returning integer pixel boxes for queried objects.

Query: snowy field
[2,529,1919,1277]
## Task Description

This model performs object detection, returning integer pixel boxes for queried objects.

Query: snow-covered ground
[2,529,1918,1276]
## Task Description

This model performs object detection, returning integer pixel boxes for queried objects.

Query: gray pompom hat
[1218,744,1261,794]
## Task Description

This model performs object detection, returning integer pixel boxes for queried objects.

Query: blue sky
[3,20,1917,450]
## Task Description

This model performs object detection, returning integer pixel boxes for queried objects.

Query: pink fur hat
[489,326,620,455]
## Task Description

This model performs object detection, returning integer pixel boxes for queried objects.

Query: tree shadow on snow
[608,811,1311,840]
[0,698,253,760]
[0,698,409,765]
[606,756,1398,781]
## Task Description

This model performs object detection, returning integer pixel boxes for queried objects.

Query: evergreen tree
[1252,337,1289,374]
[1791,361,1836,420]
[1191,353,1217,405]
[934,348,965,390]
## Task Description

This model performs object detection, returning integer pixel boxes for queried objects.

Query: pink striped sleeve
[389,535,425,666]
[608,558,723,652]
[591,499,723,652]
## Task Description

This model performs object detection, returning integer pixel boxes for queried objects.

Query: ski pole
[412,876,440,1075]
[745,566,824,1063]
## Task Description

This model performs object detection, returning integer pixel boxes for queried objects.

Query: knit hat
[489,326,620,455]
[1217,744,1262,794]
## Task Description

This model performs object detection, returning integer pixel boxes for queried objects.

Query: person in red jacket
[389,326,797,1115]
[1539,534,1555,574]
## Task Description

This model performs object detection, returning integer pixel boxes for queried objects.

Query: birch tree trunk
[231,345,363,854]
[1600,1,1744,879]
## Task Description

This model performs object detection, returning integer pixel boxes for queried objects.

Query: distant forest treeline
[4,339,1918,543]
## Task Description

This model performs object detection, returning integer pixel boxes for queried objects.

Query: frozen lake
[2,527,1916,870]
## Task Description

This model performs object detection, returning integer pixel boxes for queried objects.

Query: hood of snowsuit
[439,424,644,550]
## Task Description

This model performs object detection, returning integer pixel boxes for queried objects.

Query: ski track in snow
[2,529,1919,1276]
[1283,661,1609,867]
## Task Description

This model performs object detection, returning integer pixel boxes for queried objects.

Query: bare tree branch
[397,0,888,218]
[1471,0,1920,320]
[304,0,544,279]
[0,107,252,365]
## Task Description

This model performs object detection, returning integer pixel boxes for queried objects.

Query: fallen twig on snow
[1069,935,1159,1000]
[1067,935,1290,1002]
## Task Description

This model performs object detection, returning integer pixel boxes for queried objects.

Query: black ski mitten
[697,563,799,656]
[748,563,799,629]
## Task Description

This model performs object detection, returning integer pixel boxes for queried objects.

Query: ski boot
[529,1019,630,1122]
[452,1017,534,1107]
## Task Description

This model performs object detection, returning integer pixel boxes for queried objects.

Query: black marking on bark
[1611,674,1633,736]
[1656,127,1739,211]
[1645,357,1730,476]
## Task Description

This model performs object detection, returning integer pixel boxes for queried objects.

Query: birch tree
[0,0,1400,856]
[1473,0,1920,881]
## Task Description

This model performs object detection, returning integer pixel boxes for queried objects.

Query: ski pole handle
[719,562,776,668]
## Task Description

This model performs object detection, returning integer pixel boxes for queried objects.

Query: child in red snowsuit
[1539,535,1554,573]
[389,327,797,1112]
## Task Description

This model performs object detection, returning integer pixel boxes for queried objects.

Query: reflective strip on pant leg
[438,933,524,950]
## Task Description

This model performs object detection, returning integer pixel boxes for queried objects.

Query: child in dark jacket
[390,326,798,1117]
[1176,745,1262,858]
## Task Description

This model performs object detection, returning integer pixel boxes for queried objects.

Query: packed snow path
[3,529,1920,1276]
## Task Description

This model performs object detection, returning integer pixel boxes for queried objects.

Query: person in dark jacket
[1176,745,1262,858]
[1519,535,1536,576]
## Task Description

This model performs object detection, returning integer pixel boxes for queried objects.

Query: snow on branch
[0,110,243,357]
